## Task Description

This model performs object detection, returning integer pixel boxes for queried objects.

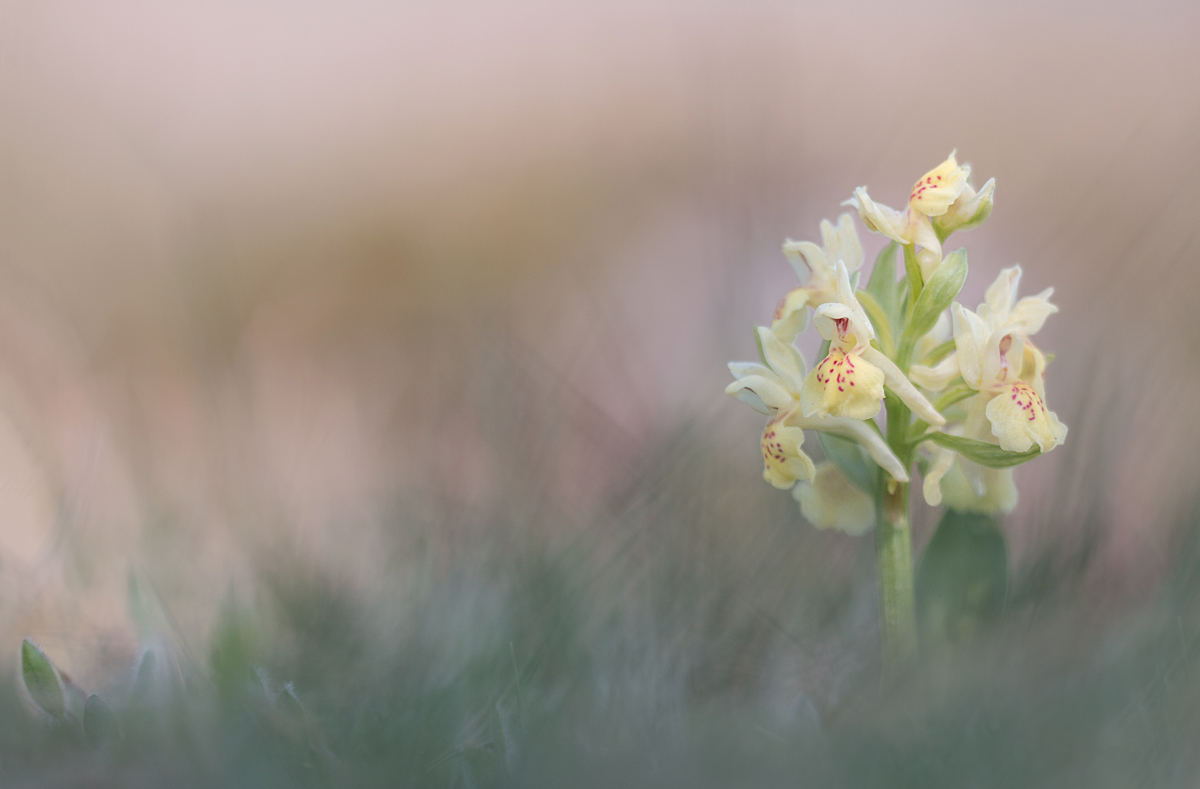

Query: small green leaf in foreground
[21,638,64,719]
[84,694,120,746]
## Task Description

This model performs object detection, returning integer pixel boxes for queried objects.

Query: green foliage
[905,248,967,345]
[865,241,901,326]
[903,243,924,305]
[20,639,63,720]
[926,432,1041,468]
[210,597,261,700]
[83,694,119,746]
[818,431,876,495]
[754,325,767,365]
[855,289,895,357]
[923,338,957,366]
[932,385,975,413]
[0,425,1193,787]
[916,510,1008,646]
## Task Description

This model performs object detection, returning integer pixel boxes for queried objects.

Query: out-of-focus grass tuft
[2,411,1199,788]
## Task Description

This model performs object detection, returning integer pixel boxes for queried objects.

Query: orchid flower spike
[770,214,864,342]
[726,326,909,486]
[801,262,945,426]
[845,152,973,279]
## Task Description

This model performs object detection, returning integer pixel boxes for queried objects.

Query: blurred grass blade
[84,694,120,746]
[21,639,64,719]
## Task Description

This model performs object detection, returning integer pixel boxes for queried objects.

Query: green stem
[875,478,917,673]
[876,392,917,675]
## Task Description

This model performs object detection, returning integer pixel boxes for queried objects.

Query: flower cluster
[727,153,1066,532]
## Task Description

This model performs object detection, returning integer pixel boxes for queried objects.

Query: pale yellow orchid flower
[845,152,972,278]
[770,214,864,342]
[800,263,945,425]
[910,265,1058,393]
[950,265,1067,454]
[916,266,1065,507]
[918,306,1064,506]
[793,462,876,536]
[726,326,909,486]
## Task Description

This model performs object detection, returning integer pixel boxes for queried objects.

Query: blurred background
[0,1,1198,785]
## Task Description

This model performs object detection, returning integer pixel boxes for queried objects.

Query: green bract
[818,432,877,496]
[905,248,967,347]
[925,432,1040,468]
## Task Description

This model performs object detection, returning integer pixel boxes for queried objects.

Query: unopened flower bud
[933,178,994,237]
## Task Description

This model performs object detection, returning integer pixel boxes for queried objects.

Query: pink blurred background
[0,1,1196,681]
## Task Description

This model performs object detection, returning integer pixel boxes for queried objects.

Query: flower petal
[757,326,806,392]
[794,413,909,482]
[922,443,957,506]
[910,212,943,261]
[934,177,995,235]
[793,462,875,536]
[984,382,1068,452]
[781,241,826,286]
[1008,288,1058,336]
[726,373,792,413]
[952,303,990,390]
[770,288,811,343]
[846,188,910,244]
[909,353,961,392]
[800,348,885,420]
[812,262,875,347]
[981,331,1024,391]
[761,420,816,489]
[824,213,865,273]
[727,361,773,380]
[982,266,1021,325]
[941,462,1018,514]
[860,346,946,426]
[908,152,971,218]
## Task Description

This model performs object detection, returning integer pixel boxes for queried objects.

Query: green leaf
[905,247,967,345]
[210,595,259,700]
[21,639,64,719]
[916,509,1007,646]
[818,432,876,495]
[903,243,924,306]
[865,241,899,323]
[754,326,767,366]
[855,289,895,357]
[926,432,1040,468]
[933,384,975,412]
[83,694,120,746]
[923,338,957,366]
